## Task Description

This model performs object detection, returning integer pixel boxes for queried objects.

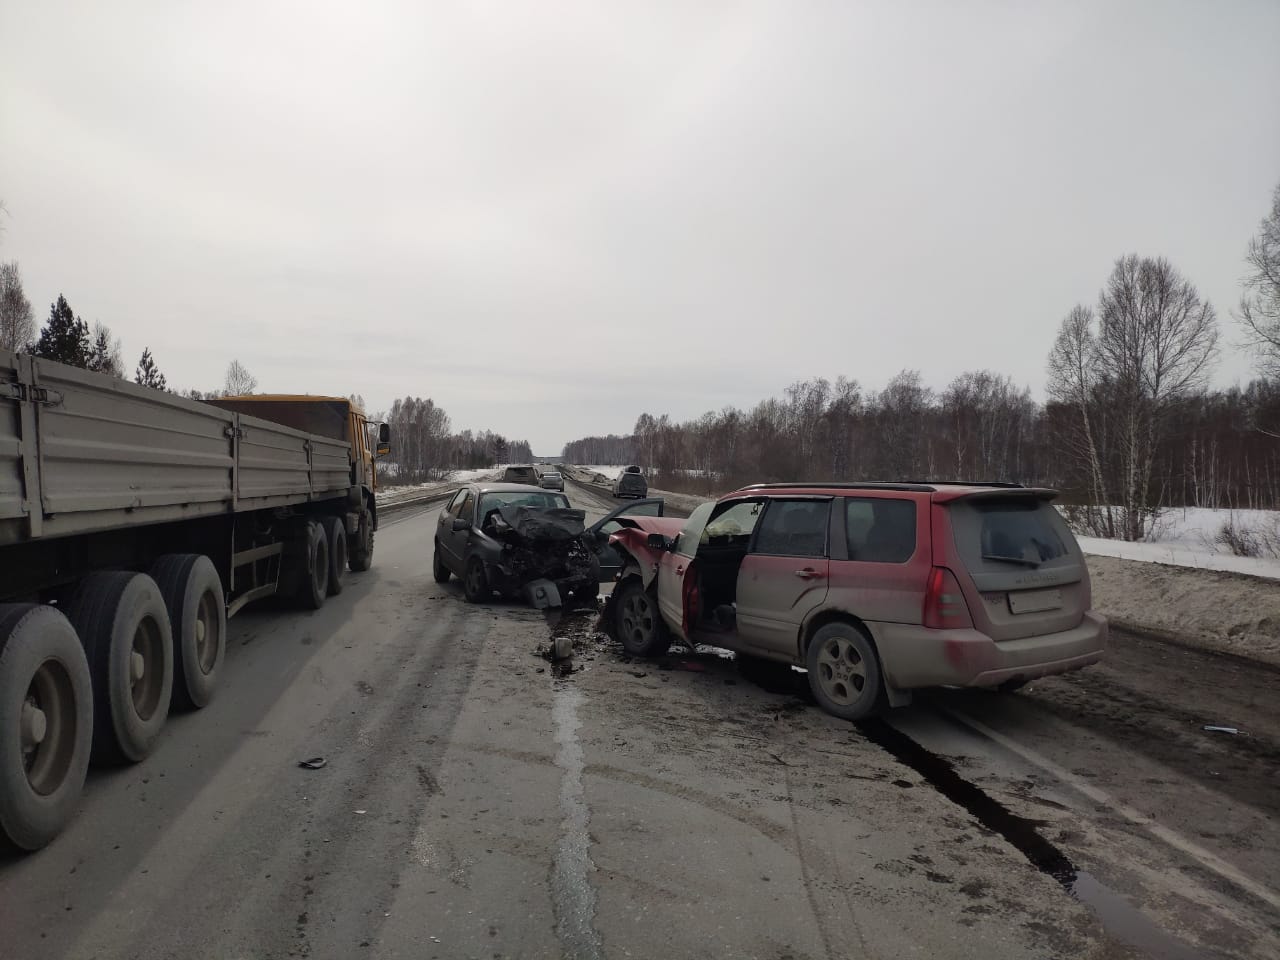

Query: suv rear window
[951,498,1070,570]
[844,497,916,563]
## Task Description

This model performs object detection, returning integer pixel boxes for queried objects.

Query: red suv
[605,482,1107,720]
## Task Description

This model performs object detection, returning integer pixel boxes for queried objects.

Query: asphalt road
[3,483,1277,959]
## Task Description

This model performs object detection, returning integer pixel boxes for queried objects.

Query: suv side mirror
[646,533,671,551]
[452,518,472,532]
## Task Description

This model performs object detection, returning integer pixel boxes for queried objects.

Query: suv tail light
[923,566,973,629]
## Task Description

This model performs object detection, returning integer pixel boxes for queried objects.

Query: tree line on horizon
[564,186,1280,541]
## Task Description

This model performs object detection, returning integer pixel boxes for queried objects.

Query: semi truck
[0,350,389,851]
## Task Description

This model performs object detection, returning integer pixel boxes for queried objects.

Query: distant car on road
[502,465,540,486]
[604,481,1107,721]
[540,471,564,491]
[612,469,648,499]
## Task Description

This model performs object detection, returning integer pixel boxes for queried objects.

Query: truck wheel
[296,520,329,610]
[320,516,347,596]
[615,581,670,658]
[0,604,93,851]
[432,541,451,584]
[64,572,174,765]
[463,558,491,604]
[349,505,374,573]
[151,555,226,710]
[805,622,885,721]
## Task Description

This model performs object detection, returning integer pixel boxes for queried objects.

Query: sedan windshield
[479,491,570,515]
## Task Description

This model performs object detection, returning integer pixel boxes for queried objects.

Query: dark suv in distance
[502,465,540,486]
[604,481,1107,721]
[612,467,648,499]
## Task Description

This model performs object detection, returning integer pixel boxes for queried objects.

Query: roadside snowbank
[1088,555,1280,667]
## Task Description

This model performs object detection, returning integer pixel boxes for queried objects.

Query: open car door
[587,498,665,581]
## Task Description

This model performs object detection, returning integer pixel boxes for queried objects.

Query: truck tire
[151,554,226,710]
[295,520,329,610]
[349,505,374,573]
[320,516,347,596]
[0,604,93,852]
[64,572,174,765]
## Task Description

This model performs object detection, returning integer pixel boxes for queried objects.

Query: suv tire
[805,622,885,721]
[615,581,670,658]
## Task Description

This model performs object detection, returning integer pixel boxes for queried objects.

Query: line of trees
[383,396,533,483]
[0,278,263,400]
[562,186,1280,540]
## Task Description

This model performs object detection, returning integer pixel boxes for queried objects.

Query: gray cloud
[2,1,1277,452]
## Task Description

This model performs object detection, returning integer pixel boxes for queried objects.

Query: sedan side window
[845,498,916,563]
[456,491,475,523]
[446,489,467,515]
[754,500,830,558]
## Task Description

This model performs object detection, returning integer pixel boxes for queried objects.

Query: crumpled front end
[483,505,599,606]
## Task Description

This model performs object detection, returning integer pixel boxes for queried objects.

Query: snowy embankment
[1075,508,1280,665]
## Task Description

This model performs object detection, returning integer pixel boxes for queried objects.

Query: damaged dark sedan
[432,483,665,608]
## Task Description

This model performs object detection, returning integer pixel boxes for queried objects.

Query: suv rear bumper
[871,612,1108,689]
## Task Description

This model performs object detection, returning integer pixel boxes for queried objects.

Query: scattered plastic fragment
[298,757,327,770]
[1202,725,1238,735]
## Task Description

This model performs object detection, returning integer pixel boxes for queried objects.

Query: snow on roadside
[1064,506,1280,581]
[1076,535,1280,581]
[375,469,501,505]
[580,465,626,480]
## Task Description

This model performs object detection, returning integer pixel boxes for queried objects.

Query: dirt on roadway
[1,487,1276,960]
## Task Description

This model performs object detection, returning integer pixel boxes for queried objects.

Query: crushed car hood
[489,504,587,542]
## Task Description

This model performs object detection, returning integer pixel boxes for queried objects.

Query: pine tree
[32,295,91,367]
[135,348,167,390]
[87,322,123,376]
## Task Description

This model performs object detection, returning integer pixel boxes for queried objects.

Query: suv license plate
[1008,588,1062,614]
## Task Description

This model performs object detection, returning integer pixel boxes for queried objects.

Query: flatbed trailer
[0,350,387,850]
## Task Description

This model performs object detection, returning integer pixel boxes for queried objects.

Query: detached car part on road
[604,481,1107,722]
[433,484,664,608]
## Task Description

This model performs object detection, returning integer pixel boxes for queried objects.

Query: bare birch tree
[1238,183,1280,379]
[223,359,258,396]
[0,261,35,352]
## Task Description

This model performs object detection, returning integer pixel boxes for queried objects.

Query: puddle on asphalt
[858,719,1213,960]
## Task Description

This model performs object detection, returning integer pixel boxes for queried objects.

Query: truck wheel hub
[131,651,146,683]
[21,699,48,748]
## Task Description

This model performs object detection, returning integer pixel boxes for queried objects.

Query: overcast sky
[2,1,1278,453]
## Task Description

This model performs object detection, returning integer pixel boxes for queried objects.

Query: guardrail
[377,489,459,515]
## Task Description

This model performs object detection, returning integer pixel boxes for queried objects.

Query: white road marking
[551,683,603,959]
[942,707,1280,912]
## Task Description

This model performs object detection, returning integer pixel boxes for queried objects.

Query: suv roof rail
[737,480,1027,493]
[902,480,1025,489]
[738,482,937,492]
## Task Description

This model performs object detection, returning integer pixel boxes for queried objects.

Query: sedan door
[440,490,476,571]
[586,498,666,581]
[734,498,833,657]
